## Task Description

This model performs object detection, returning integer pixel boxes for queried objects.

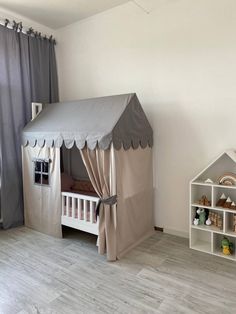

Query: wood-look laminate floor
[0,227,236,314]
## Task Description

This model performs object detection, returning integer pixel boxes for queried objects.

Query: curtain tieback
[95,195,117,219]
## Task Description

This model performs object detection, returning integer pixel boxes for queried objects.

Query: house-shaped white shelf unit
[190,150,236,261]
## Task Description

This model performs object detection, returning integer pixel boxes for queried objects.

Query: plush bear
[197,208,206,225]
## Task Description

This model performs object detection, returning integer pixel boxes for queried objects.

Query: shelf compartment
[213,187,236,209]
[225,212,236,236]
[191,185,212,206]
[192,181,236,190]
[191,224,224,234]
[213,233,236,259]
[191,206,223,232]
[191,229,211,253]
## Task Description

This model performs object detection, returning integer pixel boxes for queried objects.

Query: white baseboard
[163,228,189,239]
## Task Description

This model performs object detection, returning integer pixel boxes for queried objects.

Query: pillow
[72,180,97,194]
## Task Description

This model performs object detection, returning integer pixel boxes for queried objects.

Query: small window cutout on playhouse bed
[33,158,50,186]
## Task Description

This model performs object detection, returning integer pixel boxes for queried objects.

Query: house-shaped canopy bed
[22,93,154,261]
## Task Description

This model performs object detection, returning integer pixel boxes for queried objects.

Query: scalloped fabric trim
[22,137,153,150]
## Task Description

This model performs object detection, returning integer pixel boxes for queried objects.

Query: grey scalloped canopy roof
[22,93,153,150]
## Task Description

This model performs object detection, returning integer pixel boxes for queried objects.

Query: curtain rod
[0,18,56,44]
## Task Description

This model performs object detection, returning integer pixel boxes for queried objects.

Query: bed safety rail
[61,192,99,235]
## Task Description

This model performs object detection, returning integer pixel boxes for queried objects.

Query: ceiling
[0,0,130,29]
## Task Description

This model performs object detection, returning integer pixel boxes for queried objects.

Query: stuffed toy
[193,208,200,225]
[221,237,234,255]
[193,218,199,225]
[197,208,206,225]
[206,217,212,226]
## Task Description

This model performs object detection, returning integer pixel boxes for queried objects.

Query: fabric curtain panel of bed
[80,145,153,261]
[21,93,154,261]
[80,147,117,261]
[115,146,154,259]
[22,146,62,237]
[0,24,58,229]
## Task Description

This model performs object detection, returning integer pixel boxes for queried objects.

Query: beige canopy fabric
[80,146,117,261]
[80,145,154,260]
[22,143,153,260]
[115,146,154,258]
[22,145,62,238]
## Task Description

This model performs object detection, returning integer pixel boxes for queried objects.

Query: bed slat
[66,196,69,216]
[84,200,88,221]
[90,201,93,223]
[72,197,75,218]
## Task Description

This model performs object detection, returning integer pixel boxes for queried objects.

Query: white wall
[0,6,54,36]
[56,0,236,237]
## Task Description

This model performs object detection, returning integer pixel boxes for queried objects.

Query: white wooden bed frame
[61,192,99,235]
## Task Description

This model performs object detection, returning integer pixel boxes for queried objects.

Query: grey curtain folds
[0,24,58,228]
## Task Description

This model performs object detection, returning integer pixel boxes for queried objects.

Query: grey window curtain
[0,24,58,229]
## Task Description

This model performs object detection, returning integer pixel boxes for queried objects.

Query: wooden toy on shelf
[216,193,227,207]
[230,202,236,210]
[218,172,236,186]
[223,197,232,208]
[198,195,211,206]
[204,178,213,184]
[207,211,223,230]
[216,194,236,209]
[217,216,223,230]
[233,215,236,233]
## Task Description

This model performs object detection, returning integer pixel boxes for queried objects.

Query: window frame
[32,158,51,187]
